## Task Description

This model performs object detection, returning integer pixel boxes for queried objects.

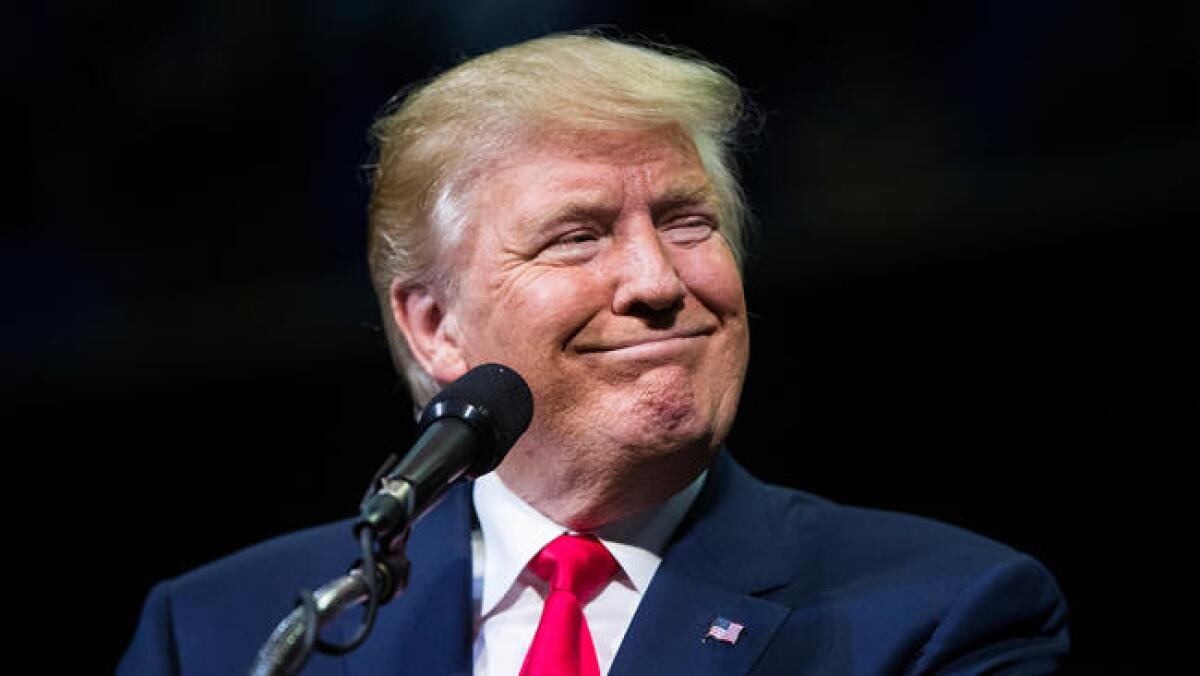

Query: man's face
[438,128,749,519]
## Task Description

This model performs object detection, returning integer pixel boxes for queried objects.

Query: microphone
[251,365,532,675]
[357,363,533,548]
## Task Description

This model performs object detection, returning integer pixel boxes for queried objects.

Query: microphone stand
[247,540,410,676]
[247,363,532,675]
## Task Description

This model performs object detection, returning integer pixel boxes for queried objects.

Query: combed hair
[366,32,749,406]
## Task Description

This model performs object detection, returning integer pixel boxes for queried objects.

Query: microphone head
[416,363,534,477]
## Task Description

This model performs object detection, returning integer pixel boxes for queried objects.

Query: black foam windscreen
[416,363,534,476]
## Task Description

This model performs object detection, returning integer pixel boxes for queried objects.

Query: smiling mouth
[575,327,717,355]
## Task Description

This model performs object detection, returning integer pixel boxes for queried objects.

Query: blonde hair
[367,32,749,405]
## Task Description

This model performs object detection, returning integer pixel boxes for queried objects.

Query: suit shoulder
[120,520,361,675]
[163,519,359,606]
[722,470,1045,606]
[751,488,1072,674]
[817,499,1016,562]
[144,520,360,626]
[723,469,1069,671]
[754,479,1017,565]
[713,454,1025,580]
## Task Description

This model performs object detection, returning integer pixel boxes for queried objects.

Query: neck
[495,440,714,531]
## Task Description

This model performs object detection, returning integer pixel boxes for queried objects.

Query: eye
[661,217,716,246]
[540,228,603,262]
[556,231,598,246]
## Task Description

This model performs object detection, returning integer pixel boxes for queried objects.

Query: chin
[610,401,716,458]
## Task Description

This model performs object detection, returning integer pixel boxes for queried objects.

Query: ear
[388,279,469,385]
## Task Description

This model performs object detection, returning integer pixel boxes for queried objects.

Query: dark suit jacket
[119,453,1070,674]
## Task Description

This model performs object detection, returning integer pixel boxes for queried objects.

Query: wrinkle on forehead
[519,138,713,224]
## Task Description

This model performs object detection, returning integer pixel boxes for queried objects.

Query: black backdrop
[8,1,1195,672]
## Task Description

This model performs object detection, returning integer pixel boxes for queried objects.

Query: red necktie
[519,534,619,676]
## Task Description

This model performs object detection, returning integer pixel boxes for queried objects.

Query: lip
[575,327,716,356]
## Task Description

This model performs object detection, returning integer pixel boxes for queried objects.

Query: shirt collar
[472,469,706,617]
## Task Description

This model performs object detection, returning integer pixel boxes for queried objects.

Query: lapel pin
[704,616,745,645]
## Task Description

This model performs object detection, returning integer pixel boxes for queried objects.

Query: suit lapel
[337,453,802,676]
[610,453,800,676]
[342,482,475,676]
[609,565,790,676]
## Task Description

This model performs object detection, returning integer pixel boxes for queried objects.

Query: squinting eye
[556,231,597,245]
[540,229,603,262]
[661,218,716,245]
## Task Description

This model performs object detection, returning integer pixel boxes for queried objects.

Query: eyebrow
[534,200,621,232]
[650,184,718,221]
[526,183,718,234]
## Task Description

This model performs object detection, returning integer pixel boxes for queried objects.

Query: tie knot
[528,534,618,603]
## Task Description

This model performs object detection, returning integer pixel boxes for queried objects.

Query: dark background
[8,1,1196,672]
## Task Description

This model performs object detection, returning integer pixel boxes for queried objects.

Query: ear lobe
[389,280,469,385]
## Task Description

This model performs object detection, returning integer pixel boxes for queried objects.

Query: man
[120,33,1070,675]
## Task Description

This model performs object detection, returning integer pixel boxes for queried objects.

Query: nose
[611,219,686,316]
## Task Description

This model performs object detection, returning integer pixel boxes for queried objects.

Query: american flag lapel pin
[704,616,745,645]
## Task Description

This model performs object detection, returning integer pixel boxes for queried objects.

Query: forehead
[473,128,714,216]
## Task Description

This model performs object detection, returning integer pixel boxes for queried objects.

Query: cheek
[471,267,604,358]
[523,271,594,318]
[679,247,746,318]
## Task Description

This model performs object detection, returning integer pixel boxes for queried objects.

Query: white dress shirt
[470,471,706,676]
